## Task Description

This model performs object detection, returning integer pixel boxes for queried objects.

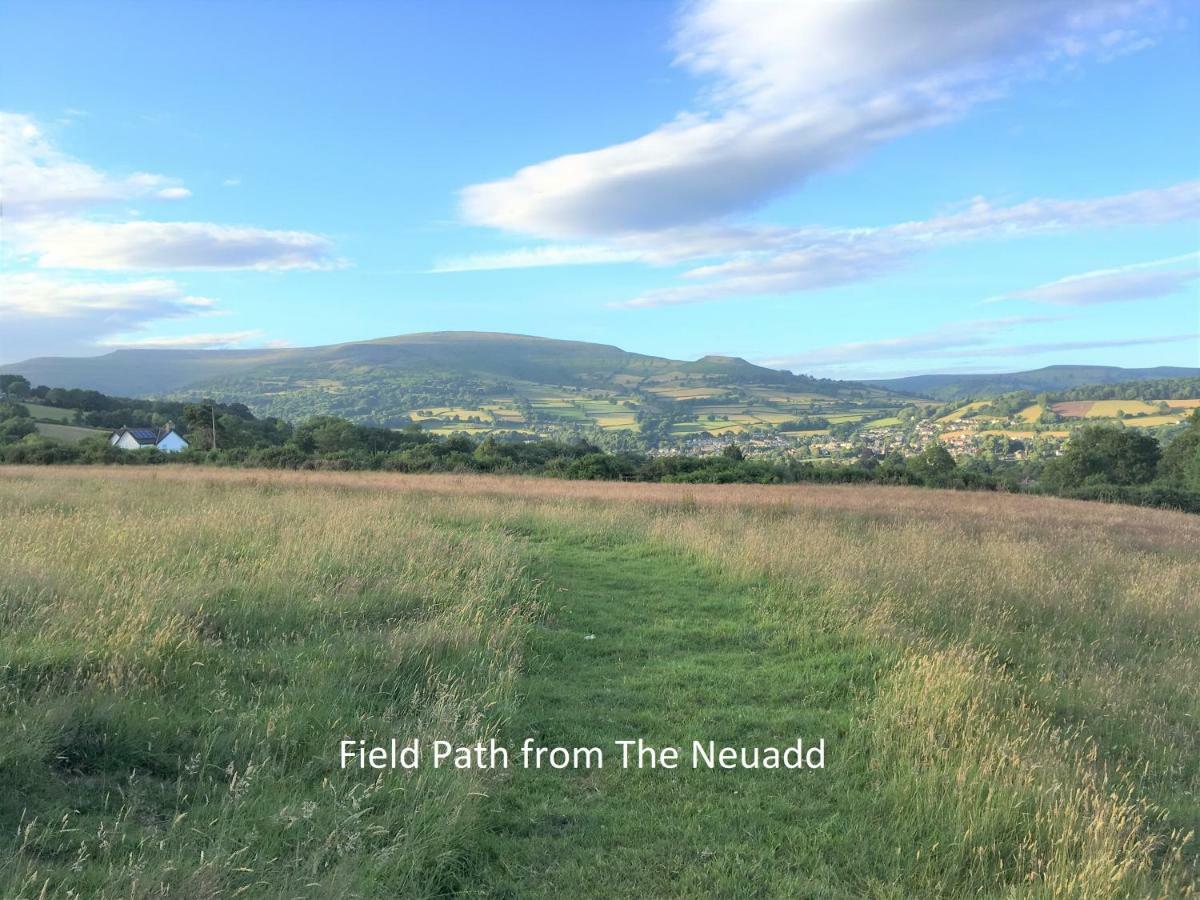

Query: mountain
[2,332,885,430]
[4,332,819,396]
[867,365,1200,401]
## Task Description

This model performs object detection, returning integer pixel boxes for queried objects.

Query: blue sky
[2,0,1198,378]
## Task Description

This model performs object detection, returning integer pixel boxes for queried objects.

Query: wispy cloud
[0,273,226,361]
[990,252,1200,306]
[437,180,1200,308]
[614,181,1200,308]
[429,244,643,273]
[0,112,189,216]
[10,219,338,271]
[758,315,1196,378]
[462,1,1165,241]
[0,115,335,271]
[0,273,213,318]
[446,0,1177,310]
[440,2,1190,309]
[95,330,265,349]
[759,317,1057,369]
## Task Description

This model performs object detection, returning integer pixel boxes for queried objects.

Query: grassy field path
[476,521,888,898]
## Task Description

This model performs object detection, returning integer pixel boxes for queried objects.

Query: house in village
[108,423,189,452]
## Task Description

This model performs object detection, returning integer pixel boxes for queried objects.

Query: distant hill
[3,332,834,397]
[867,366,1200,401]
[2,332,891,432]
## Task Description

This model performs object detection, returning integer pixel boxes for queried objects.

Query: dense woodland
[2,374,1198,512]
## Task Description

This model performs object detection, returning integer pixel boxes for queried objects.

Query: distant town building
[108,423,189,452]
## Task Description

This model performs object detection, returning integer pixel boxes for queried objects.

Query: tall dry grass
[0,468,540,897]
[2,466,1197,895]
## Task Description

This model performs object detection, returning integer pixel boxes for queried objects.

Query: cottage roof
[112,425,181,445]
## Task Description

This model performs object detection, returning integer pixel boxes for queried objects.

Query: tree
[722,443,744,461]
[0,375,31,398]
[1158,412,1200,490]
[1043,425,1161,489]
[907,444,957,483]
[0,400,35,445]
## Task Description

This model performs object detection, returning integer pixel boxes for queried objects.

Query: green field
[938,401,994,423]
[2,468,1197,897]
[33,422,109,443]
[23,403,76,423]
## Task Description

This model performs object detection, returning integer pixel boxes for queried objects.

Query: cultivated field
[1,467,1197,897]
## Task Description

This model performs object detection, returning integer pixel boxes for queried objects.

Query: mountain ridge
[867,365,1200,400]
[1,332,862,427]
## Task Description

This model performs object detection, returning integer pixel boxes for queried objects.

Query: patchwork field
[2,467,1197,897]
[1051,398,1200,421]
[389,381,903,439]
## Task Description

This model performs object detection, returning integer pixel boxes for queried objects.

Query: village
[652,408,1070,464]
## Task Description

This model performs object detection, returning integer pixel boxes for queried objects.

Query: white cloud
[615,181,1200,307]
[0,273,226,361]
[440,179,1200,297]
[445,1,1189,310]
[994,253,1200,305]
[10,218,338,271]
[95,330,264,349]
[429,244,644,273]
[0,112,188,216]
[0,273,212,318]
[759,317,1057,369]
[460,0,1166,240]
[2,112,338,277]
[759,315,1197,378]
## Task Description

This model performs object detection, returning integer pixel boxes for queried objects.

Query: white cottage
[109,423,189,452]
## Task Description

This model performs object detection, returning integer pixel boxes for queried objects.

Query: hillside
[868,365,1200,400]
[2,333,804,396]
[2,332,899,437]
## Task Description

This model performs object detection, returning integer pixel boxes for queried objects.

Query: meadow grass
[31,423,109,444]
[0,469,540,897]
[2,467,1197,897]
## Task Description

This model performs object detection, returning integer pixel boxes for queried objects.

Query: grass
[938,401,993,422]
[2,468,1197,897]
[1084,400,1162,418]
[32,422,109,443]
[1126,415,1188,427]
[0,469,540,897]
[23,403,76,423]
[474,520,884,897]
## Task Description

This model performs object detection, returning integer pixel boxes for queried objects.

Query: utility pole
[211,402,218,450]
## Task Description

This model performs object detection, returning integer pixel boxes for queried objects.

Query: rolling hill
[1,332,894,433]
[3,333,820,396]
[868,365,1200,400]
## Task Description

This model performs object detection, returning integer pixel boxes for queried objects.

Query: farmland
[2,467,1197,897]
[32,422,108,443]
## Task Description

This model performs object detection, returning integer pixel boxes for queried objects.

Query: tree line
[2,375,1197,513]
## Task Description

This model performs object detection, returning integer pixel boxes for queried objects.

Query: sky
[1,0,1198,379]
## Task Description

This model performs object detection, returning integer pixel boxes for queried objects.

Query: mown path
[475,522,890,898]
